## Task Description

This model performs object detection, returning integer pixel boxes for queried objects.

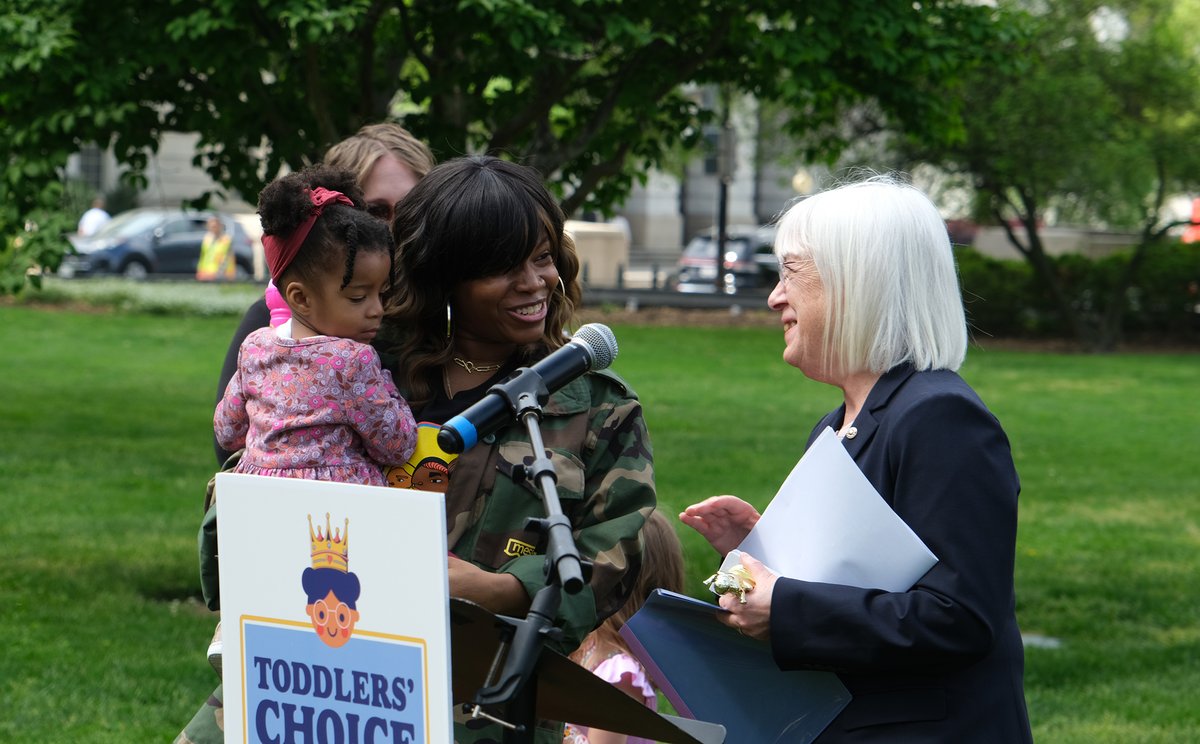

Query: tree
[1,0,1014,293]
[913,0,1200,350]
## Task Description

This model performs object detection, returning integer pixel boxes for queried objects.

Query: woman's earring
[445,301,452,341]
[557,277,566,296]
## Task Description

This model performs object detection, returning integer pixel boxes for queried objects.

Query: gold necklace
[452,356,503,374]
[443,360,501,399]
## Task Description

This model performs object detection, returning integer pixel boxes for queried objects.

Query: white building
[620,93,810,255]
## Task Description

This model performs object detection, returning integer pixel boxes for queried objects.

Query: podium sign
[216,473,452,744]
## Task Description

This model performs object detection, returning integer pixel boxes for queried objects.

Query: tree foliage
[914,0,1200,349]
[2,0,1013,293]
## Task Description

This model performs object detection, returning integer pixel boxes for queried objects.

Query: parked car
[672,225,778,294]
[57,208,255,280]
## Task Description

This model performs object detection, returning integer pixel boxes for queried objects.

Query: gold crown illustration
[308,512,349,572]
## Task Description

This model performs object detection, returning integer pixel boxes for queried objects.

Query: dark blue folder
[620,589,850,744]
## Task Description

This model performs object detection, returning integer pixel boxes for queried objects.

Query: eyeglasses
[777,260,808,286]
[313,599,353,628]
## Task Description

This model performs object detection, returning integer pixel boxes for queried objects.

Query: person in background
[381,155,656,743]
[563,509,685,744]
[325,122,432,226]
[214,122,435,464]
[680,176,1033,742]
[194,216,235,281]
[77,196,111,237]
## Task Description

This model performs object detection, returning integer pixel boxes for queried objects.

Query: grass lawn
[1,295,1197,742]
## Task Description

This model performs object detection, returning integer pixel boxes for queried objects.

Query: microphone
[437,323,618,454]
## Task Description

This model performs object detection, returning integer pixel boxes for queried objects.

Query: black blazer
[771,364,1033,742]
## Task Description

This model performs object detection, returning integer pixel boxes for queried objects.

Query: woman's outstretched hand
[679,495,761,556]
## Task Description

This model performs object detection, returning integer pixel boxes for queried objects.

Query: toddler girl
[214,165,417,486]
[563,510,686,744]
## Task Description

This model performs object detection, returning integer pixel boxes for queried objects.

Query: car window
[162,218,208,236]
[753,243,777,263]
[753,243,780,271]
[725,238,753,260]
[683,235,757,259]
[98,211,163,239]
[717,241,740,260]
[682,236,716,259]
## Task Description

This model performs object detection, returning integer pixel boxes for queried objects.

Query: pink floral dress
[562,651,657,744]
[214,326,417,486]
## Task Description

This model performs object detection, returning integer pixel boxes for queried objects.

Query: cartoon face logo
[304,513,361,648]
[387,423,456,493]
[306,588,360,647]
[388,457,452,492]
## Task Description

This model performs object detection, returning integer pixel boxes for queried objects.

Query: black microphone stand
[462,367,591,744]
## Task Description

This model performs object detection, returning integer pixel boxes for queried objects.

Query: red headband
[262,187,354,282]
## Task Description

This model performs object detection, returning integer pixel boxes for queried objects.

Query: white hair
[774,175,966,373]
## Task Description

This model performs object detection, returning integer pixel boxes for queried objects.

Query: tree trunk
[993,202,1100,350]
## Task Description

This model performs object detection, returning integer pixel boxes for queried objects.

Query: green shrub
[955,243,1200,342]
[1125,241,1200,336]
[14,277,263,316]
[956,247,1056,339]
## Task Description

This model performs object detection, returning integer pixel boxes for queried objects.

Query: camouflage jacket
[431,368,655,744]
[437,368,655,653]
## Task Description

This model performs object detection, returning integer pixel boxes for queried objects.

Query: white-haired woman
[681,177,1033,742]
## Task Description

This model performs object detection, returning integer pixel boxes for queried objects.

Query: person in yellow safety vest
[196,216,235,280]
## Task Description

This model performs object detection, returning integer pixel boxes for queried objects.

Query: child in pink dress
[563,510,686,744]
[215,165,416,486]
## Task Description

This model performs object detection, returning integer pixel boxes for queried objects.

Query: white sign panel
[215,473,452,744]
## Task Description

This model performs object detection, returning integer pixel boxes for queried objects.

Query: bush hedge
[956,242,1200,342]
